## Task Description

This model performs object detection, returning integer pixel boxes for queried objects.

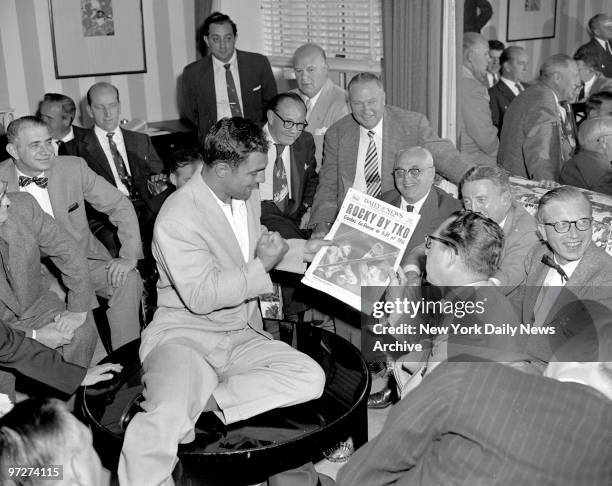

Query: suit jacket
[290,78,350,170]
[337,361,612,486]
[0,321,85,396]
[489,79,518,134]
[499,82,573,181]
[310,106,473,225]
[0,156,142,262]
[182,49,277,142]
[560,149,612,195]
[458,67,498,166]
[0,192,94,327]
[381,186,462,256]
[576,38,612,79]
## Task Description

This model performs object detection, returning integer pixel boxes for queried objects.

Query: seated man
[338,325,612,485]
[511,186,612,372]
[586,90,612,118]
[118,118,327,486]
[0,398,111,485]
[36,92,87,155]
[560,116,612,195]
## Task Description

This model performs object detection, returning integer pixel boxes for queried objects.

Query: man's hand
[304,239,333,262]
[105,258,137,288]
[299,207,312,230]
[82,363,123,387]
[311,222,332,239]
[256,231,289,271]
[53,311,87,333]
[147,174,169,196]
[36,323,74,349]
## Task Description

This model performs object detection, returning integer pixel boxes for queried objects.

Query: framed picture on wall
[506,0,557,42]
[48,0,147,78]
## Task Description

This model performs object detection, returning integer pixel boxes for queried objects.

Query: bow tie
[18,175,48,189]
[541,254,569,283]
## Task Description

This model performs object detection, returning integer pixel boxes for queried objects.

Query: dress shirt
[500,77,523,96]
[399,189,430,213]
[486,72,499,88]
[583,74,596,100]
[300,87,323,121]
[52,127,75,156]
[260,124,292,201]
[353,119,383,194]
[212,52,244,121]
[16,168,54,218]
[93,125,131,196]
[595,37,612,53]
[205,180,249,262]
[542,255,581,287]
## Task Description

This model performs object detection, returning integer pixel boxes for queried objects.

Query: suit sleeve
[181,67,198,126]
[77,157,144,260]
[460,82,499,156]
[301,135,319,208]
[489,87,501,130]
[260,56,278,118]
[522,105,562,181]
[27,195,95,313]
[309,123,341,226]
[0,321,85,395]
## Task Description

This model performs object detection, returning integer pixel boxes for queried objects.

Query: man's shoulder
[385,104,424,122]
[294,130,315,149]
[182,57,210,77]
[579,243,612,278]
[432,185,462,210]
[236,49,269,63]
[7,192,44,219]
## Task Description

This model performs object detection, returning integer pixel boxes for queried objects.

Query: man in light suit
[510,186,612,371]
[576,14,612,79]
[489,46,530,134]
[310,72,473,237]
[118,118,327,486]
[1,117,143,354]
[458,33,498,166]
[499,54,581,182]
[182,12,277,144]
[290,43,350,170]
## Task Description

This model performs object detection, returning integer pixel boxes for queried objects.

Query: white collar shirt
[400,189,430,214]
[212,51,243,121]
[501,77,523,96]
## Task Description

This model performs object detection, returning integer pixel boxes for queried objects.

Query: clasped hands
[255,230,331,271]
[36,310,87,349]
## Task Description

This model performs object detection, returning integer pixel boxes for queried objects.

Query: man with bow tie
[0,116,143,358]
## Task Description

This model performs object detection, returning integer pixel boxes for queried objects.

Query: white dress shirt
[353,118,383,194]
[17,168,54,218]
[94,125,131,196]
[500,77,524,96]
[300,87,323,121]
[212,52,244,120]
[260,124,292,201]
[52,127,75,156]
[400,189,430,214]
[542,256,581,287]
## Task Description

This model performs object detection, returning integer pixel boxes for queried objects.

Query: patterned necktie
[559,102,577,161]
[273,143,289,212]
[364,130,381,197]
[106,132,133,195]
[305,98,312,121]
[224,63,243,117]
[18,175,48,188]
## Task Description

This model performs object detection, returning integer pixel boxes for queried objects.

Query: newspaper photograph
[302,188,420,312]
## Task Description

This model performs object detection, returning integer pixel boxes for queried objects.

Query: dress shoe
[367,386,395,409]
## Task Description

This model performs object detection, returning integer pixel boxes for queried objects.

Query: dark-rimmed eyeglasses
[272,111,308,131]
[425,234,458,254]
[393,167,434,179]
[542,218,593,234]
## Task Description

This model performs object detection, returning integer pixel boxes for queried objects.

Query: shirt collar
[61,126,75,143]
[16,167,45,178]
[553,254,582,279]
[212,51,237,69]
[400,188,431,213]
[95,124,122,142]
[360,117,383,137]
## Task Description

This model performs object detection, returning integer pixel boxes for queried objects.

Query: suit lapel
[83,130,115,183]
[202,57,217,122]
[0,221,22,314]
[289,142,303,214]
[236,50,250,116]
[342,121,360,191]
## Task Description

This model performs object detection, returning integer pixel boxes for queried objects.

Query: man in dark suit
[181,12,277,144]
[63,82,163,257]
[576,14,612,79]
[489,46,529,134]
[310,72,473,237]
[572,46,612,122]
[37,93,87,156]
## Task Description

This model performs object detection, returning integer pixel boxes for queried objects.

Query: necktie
[364,130,381,197]
[516,82,524,92]
[106,132,133,196]
[273,143,289,212]
[224,63,243,117]
[578,83,586,101]
[607,41,612,56]
[541,254,569,283]
[18,175,48,188]
[54,140,63,155]
[405,204,414,212]
[559,102,577,160]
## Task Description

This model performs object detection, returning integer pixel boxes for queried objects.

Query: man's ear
[169,172,177,187]
[266,109,274,125]
[203,35,210,49]
[85,104,94,119]
[5,143,17,160]
[214,162,229,178]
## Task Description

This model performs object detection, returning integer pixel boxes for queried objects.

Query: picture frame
[506,0,557,42]
[48,0,147,79]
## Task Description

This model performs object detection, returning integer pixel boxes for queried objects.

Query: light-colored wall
[481,0,612,81]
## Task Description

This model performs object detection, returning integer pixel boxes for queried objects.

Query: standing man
[499,54,581,182]
[118,118,327,486]
[458,33,499,166]
[182,12,277,144]
[489,46,530,134]
[310,72,473,237]
[291,43,350,170]
[576,14,612,79]
[36,93,87,156]
[486,39,505,88]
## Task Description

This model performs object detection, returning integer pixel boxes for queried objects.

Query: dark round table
[77,324,370,485]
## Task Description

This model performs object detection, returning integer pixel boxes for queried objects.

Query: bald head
[578,116,612,157]
[539,54,581,102]
[292,43,329,99]
[393,147,435,203]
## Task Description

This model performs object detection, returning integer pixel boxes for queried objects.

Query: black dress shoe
[367,386,395,409]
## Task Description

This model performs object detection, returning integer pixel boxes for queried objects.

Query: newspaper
[302,188,420,312]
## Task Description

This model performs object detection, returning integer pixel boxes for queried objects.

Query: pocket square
[68,202,79,212]
[252,85,262,92]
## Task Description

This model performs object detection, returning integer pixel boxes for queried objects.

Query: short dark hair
[203,11,237,37]
[168,149,203,174]
[37,93,76,122]
[537,186,592,223]
[86,82,120,106]
[6,116,47,144]
[488,39,505,51]
[266,92,307,114]
[588,14,610,35]
[202,117,268,168]
[586,91,612,116]
[439,210,505,277]
[348,72,384,92]
[460,165,511,193]
[574,45,601,72]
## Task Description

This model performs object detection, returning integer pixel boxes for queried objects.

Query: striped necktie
[364,130,381,197]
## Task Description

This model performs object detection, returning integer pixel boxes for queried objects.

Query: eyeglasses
[425,234,458,254]
[272,111,308,131]
[393,167,434,179]
[542,218,593,233]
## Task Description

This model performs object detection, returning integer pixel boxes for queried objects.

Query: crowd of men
[0,9,611,486]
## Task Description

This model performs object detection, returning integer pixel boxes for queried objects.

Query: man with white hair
[560,116,612,194]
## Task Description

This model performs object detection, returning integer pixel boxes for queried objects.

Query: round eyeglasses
[272,111,308,131]
[393,167,433,179]
[542,218,592,234]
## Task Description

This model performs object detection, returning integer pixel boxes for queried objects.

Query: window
[261,0,382,73]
